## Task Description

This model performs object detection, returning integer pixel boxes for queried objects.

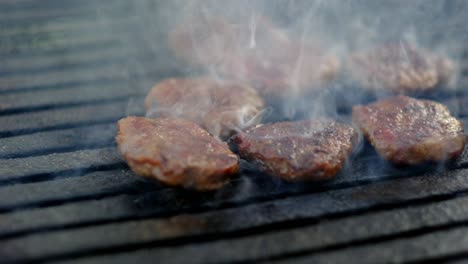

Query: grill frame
[2,1,468,263]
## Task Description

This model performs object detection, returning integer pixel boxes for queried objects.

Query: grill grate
[2,1,468,263]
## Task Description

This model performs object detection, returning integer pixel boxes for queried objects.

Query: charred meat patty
[145,78,265,139]
[230,120,357,181]
[349,43,455,94]
[116,117,239,191]
[352,96,466,165]
[169,15,339,99]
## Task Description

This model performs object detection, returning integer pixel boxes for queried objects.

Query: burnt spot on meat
[352,95,466,165]
[230,120,357,181]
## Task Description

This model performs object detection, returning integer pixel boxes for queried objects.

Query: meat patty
[352,96,466,165]
[145,78,265,139]
[219,17,339,99]
[230,120,357,181]
[116,117,239,191]
[348,43,455,94]
[169,15,339,99]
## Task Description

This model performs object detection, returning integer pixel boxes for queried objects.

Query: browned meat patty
[145,77,265,139]
[348,43,455,94]
[230,120,357,181]
[219,17,339,99]
[116,117,239,191]
[169,15,339,99]
[352,96,466,165]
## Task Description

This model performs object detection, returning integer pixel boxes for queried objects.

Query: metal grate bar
[49,195,468,264]
[0,100,144,137]
[0,16,138,39]
[0,147,123,184]
[3,168,468,263]
[0,123,117,159]
[0,41,138,76]
[0,83,145,115]
[0,33,128,56]
[0,169,160,211]
[274,227,468,264]
[0,1,133,26]
[0,64,174,95]
[0,161,467,238]
[0,39,121,63]
[0,58,149,91]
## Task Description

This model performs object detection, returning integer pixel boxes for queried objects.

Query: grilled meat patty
[230,120,357,181]
[352,96,466,165]
[219,17,339,99]
[169,15,339,99]
[145,78,265,139]
[349,43,455,94]
[116,117,239,191]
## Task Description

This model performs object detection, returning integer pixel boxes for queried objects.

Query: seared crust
[145,78,265,139]
[349,43,455,94]
[116,117,239,191]
[169,15,339,99]
[352,96,466,165]
[230,120,357,181]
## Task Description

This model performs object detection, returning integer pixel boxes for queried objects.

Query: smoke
[115,0,464,143]
[124,0,464,122]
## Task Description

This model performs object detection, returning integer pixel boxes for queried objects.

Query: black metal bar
[0,16,137,39]
[3,168,468,263]
[0,83,145,114]
[0,123,117,159]
[275,227,468,264]
[0,169,161,212]
[0,1,133,26]
[0,156,467,238]
[0,47,140,77]
[0,99,144,138]
[0,147,124,184]
[43,196,468,264]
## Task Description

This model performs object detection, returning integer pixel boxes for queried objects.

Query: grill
[2,1,468,263]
